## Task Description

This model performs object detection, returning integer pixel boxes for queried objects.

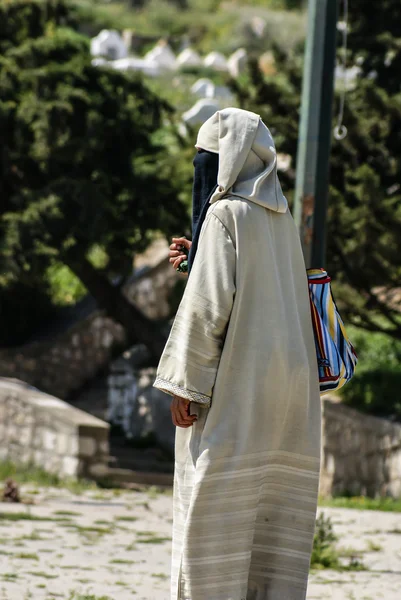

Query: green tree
[0,0,188,356]
[231,0,401,339]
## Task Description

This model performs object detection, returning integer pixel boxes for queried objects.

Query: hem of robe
[153,377,211,406]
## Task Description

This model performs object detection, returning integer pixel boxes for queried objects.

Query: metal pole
[293,0,338,268]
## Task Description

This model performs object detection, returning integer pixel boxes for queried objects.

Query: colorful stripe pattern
[307,268,358,394]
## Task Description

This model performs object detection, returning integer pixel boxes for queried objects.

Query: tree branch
[62,254,167,361]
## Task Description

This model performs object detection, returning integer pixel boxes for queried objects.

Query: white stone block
[19,427,33,447]
[69,435,79,456]
[79,437,97,457]
[89,463,109,478]
[33,449,45,467]
[42,430,57,452]
[0,447,9,461]
[57,433,70,456]
[61,456,79,478]
[7,424,19,442]
[325,453,335,475]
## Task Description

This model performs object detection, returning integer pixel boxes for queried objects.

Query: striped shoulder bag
[307,268,358,394]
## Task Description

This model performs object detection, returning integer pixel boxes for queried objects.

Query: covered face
[196,107,288,213]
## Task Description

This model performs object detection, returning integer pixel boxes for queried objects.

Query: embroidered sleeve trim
[153,377,211,406]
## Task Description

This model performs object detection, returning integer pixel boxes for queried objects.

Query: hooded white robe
[154,108,321,600]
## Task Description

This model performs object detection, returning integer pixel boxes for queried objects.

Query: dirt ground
[0,485,400,600]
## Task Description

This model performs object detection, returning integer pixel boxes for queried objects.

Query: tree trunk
[63,255,167,360]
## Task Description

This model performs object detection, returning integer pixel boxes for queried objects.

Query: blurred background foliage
[1,0,401,416]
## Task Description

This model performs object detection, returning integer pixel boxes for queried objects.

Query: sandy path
[0,486,400,599]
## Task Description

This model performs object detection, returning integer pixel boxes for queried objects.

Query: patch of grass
[152,572,169,579]
[338,546,364,559]
[27,571,58,579]
[0,460,98,494]
[366,540,383,552]
[14,552,39,560]
[68,594,113,600]
[0,461,60,487]
[388,528,401,534]
[125,542,137,551]
[15,529,45,541]
[147,486,165,499]
[319,495,401,512]
[136,536,172,544]
[91,492,109,501]
[311,513,341,570]
[109,559,136,565]
[3,572,18,581]
[0,511,73,524]
[71,524,115,536]
[94,519,112,525]
[114,516,138,522]
[0,511,49,522]
[311,513,366,571]
[53,510,82,517]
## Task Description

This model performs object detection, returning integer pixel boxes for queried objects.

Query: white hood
[196,107,288,213]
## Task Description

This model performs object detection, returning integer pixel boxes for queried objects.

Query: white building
[203,51,228,71]
[191,78,214,97]
[177,48,203,69]
[90,30,128,61]
[111,57,161,77]
[144,42,176,71]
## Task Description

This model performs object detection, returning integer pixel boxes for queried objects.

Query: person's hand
[170,395,197,428]
[169,237,192,272]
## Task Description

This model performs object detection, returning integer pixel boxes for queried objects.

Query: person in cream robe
[154,108,321,600]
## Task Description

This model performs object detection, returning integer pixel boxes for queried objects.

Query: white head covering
[196,107,288,213]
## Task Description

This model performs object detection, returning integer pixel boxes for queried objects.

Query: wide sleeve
[153,212,236,407]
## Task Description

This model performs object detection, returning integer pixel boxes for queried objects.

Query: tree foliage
[0,0,188,353]
[231,0,401,339]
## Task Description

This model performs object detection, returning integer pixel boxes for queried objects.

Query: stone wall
[0,313,126,400]
[320,399,401,498]
[0,378,110,480]
[3,376,401,497]
[0,245,180,400]
[112,385,401,499]
[128,367,176,452]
